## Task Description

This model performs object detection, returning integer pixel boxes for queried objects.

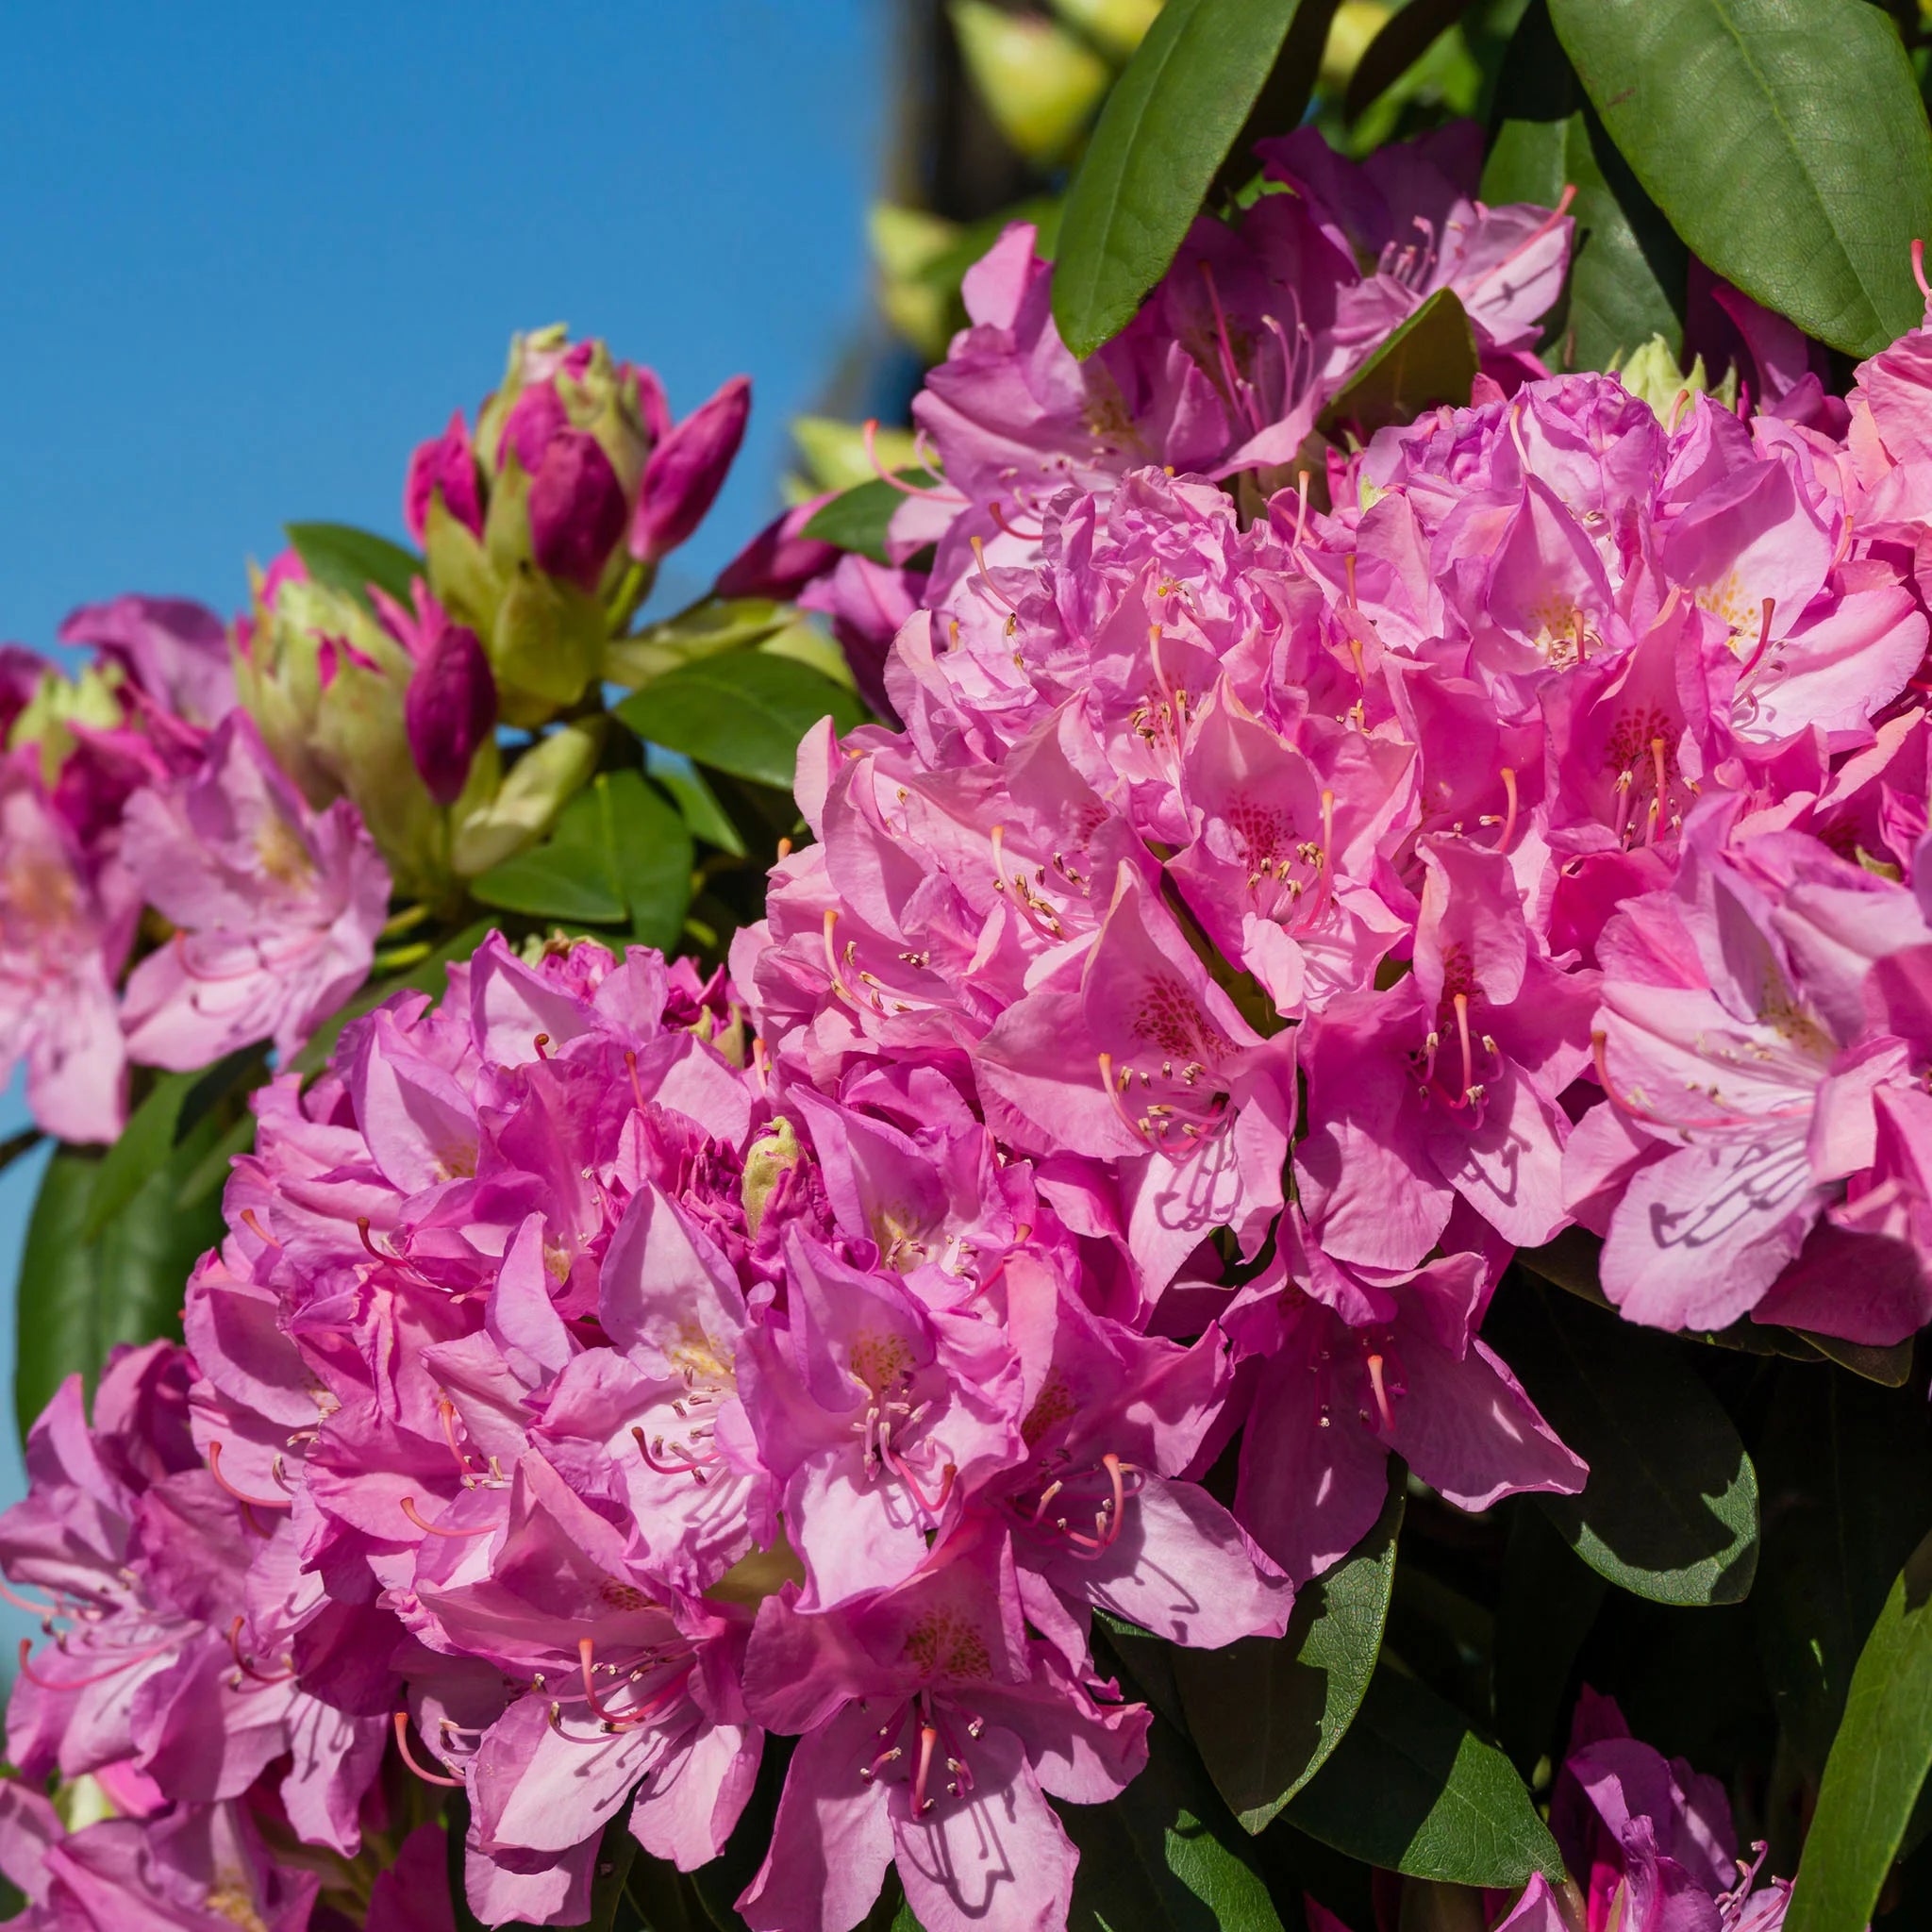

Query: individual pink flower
[118,712,391,1068]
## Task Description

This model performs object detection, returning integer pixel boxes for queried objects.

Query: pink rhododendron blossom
[118,713,391,1067]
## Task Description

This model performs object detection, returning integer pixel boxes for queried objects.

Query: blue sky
[0,3,887,1613]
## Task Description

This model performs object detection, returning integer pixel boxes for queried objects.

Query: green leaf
[1547,0,1932,358]
[1788,1527,1932,1932]
[1051,0,1317,358]
[1174,1461,1404,1831]
[1283,1665,1564,1888]
[78,1070,198,1243]
[291,920,494,1077]
[645,745,747,858]
[800,475,935,566]
[14,1117,233,1442]
[606,596,797,692]
[1062,1707,1288,1931]
[615,654,865,795]
[471,784,628,925]
[1755,1365,1932,1782]
[1315,288,1480,442]
[1482,0,1687,371]
[600,769,695,953]
[1487,1274,1759,1606]
[1492,1503,1607,1778]
[284,521,424,612]
[1345,0,1478,122]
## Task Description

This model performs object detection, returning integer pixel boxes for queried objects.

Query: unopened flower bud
[405,615,496,806]
[630,375,751,567]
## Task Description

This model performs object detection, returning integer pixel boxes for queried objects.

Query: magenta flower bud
[629,374,751,566]
[527,427,629,591]
[712,496,841,601]
[403,410,483,542]
[404,614,496,805]
[496,377,570,478]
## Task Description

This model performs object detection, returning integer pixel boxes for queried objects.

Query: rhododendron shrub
[10,1,1932,1924]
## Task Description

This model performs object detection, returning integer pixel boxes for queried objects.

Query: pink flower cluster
[0,596,389,1143]
[0,933,1288,1928]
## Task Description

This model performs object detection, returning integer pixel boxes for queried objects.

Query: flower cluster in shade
[0,329,749,1146]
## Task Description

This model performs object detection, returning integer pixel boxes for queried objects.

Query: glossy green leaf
[1788,1526,1932,1932]
[800,474,935,566]
[284,521,424,612]
[78,1070,198,1243]
[1174,1462,1404,1832]
[1062,1708,1287,1931]
[1548,0,1932,358]
[1315,288,1479,442]
[291,920,494,1077]
[1755,1366,1932,1782]
[645,744,746,858]
[1345,0,1477,122]
[1051,0,1315,358]
[1488,1274,1759,1606]
[1284,1666,1564,1888]
[615,653,865,794]
[606,596,795,692]
[468,843,626,925]
[1482,0,1686,370]
[599,769,695,953]
[14,1117,233,1441]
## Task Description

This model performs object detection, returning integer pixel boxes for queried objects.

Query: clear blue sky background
[0,3,887,1641]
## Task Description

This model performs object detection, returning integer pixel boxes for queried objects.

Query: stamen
[393,1711,464,1787]
[226,1616,295,1685]
[1916,238,1929,300]
[239,1208,281,1248]
[532,1033,550,1060]
[862,419,957,501]
[208,1441,291,1511]
[912,1723,941,1815]
[1365,1354,1397,1435]
[970,537,1020,615]
[0,1576,61,1619]
[1738,596,1776,677]
[399,1495,493,1540]
[1646,739,1670,847]
[1454,993,1476,1105]
[17,1635,172,1691]
[1495,766,1518,853]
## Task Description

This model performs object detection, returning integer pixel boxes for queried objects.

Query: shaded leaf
[1051,0,1316,358]
[14,1115,233,1441]
[1492,1503,1606,1778]
[646,744,746,858]
[1788,1526,1932,1932]
[1283,1665,1563,1888]
[615,654,865,795]
[1062,1707,1288,1930]
[606,597,795,692]
[285,521,423,612]
[1345,0,1479,122]
[1755,1365,1932,1782]
[1315,288,1479,442]
[1174,1462,1404,1832]
[468,843,626,925]
[1487,1273,1759,1606]
[1548,0,1932,358]
[1482,0,1686,370]
[600,769,695,953]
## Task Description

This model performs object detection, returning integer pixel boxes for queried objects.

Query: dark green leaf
[1097,1609,1190,1734]
[1487,1273,1759,1606]
[1788,1527,1932,1932]
[1492,1503,1606,1777]
[1174,1462,1404,1832]
[1283,1665,1564,1888]
[470,786,628,925]
[645,744,747,858]
[1483,0,1687,370]
[801,475,937,566]
[15,1115,232,1442]
[1755,1366,1932,1782]
[284,521,424,612]
[79,1070,197,1243]
[291,920,494,1077]
[1548,0,1932,358]
[1345,0,1479,121]
[1315,288,1479,442]
[1062,1707,1288,1931]
[1051,0,1315,358]
[600,769,695,953]
[615,654,865,795]
[1796,1330,1916,1388]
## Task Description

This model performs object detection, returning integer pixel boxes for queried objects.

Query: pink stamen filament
[862,419,958,501]
[912,1723,941,1816]
[1590,1031,1811,1133]
[888,1453,957,1517]
[1915,238,1929,300]
[1366,1355,1397,1435]
[0,1576,61,1619]
[1489,183,1576,278]
[226,1616,294,1685]
[393,1711,463,1787]
[18,1635,173,1691]
[1738,596,1777,677]
[574,1641,692,1732]
[1496,767,1519,853]
[970,537,1020,616]
[208,1441,291,1511]
[633,1424,721,1486]
[437,1399,475,1476]
[400,1495,493,1540]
